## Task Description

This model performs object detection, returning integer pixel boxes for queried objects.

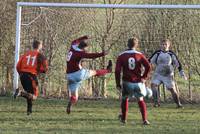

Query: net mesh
[19,6,200,100]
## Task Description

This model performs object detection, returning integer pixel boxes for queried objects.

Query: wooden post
[188,69,192,101]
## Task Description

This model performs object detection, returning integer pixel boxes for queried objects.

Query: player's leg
[66,90,79,114]
[151,74,162,107]
[168,87,182,108]
[66,69,90,114]
[135,83,150,125]
[151,83,161,107]
[16,73,36,115]
[137,97,150,125]
[119,82,132,124]
[24,74,38,115]
[66,82,80,114]
[66,60,112,114]
[27,98,32,115]
[163,76,182,108]
[14,74,33,99]
[120,94,129,124]
[26,76,39,115]
[89,60,112,77]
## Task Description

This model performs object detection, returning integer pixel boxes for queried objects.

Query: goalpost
[14,2,200,98]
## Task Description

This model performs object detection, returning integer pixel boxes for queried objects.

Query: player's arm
[141,55,151,80]
[115,56,122,89]
[37,53,48,74]
[41,58,48,73]
[71,35,88,46]
[16,56,23,74]
[148,50,160,65]
[79,51,107,59]
[170,51,187,80]
[170,51,182,71]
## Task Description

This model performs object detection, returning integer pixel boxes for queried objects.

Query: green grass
[0,97,200,134]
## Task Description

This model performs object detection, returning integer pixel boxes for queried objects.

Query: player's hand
[179,70,187,80]
[182,75,188,80]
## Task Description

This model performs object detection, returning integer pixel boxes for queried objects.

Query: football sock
[21,91,33,100]
[70,95,77,104]
[95,69,110,76]
[27,99,32,114]
[121,97,128,121]
[138,100,147,122]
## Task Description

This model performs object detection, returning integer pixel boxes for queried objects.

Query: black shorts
[20,72,39,96]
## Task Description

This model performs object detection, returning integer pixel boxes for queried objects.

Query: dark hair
[32,40,42,49]
[78,41,88,49]
[127,37,138,49]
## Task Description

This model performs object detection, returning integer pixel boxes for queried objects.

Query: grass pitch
[0,96,200,134]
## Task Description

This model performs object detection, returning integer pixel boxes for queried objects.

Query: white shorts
[66,69,90,92]
[122,81,146,98]
[151,73,175,89]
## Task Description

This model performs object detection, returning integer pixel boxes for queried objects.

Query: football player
[149,39,187,108]
[14,40,48,115]
[66,35,112,114]
[115,36,151,125]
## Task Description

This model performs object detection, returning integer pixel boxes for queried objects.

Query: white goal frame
[14,2,200,92]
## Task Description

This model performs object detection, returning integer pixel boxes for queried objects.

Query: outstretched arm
[170,51,187,80]
[79,51,108,59]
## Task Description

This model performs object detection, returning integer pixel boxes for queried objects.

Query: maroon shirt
[66,47,105,73]
[115,49,151,87]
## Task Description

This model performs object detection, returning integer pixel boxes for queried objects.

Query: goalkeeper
[66,35,112,114]
[149,39,187,108]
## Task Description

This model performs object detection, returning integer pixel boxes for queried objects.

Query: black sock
[27,99,32,113]
[21,91,33,100]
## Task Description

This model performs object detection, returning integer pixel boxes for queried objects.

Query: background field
[0,97,200,134]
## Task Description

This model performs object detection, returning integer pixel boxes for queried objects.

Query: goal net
[14,2,200,99]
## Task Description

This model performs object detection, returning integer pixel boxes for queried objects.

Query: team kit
[14,35,187,125]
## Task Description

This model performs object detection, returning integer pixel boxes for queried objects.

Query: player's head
[161,39,171,51]
[78,41,88,50]
[127,36,139,49]
[32,40,43,51]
